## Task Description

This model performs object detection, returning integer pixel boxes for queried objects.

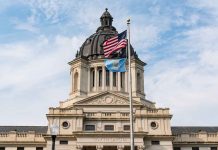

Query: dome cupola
[76,8,138,60]
[100,8,113,27]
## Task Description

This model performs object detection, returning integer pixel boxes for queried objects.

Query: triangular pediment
[73,91,142,106]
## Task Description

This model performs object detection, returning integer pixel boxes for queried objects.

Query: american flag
[103,30,127,58]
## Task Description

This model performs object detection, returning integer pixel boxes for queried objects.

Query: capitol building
[0,9,218,150]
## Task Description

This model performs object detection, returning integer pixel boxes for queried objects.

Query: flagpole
[127,19,135,150]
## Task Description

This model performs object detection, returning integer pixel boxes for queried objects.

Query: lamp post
[50,124,59,150]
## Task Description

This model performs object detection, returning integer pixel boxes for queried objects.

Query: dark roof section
[0,126,47,133]
[172,126,218,134]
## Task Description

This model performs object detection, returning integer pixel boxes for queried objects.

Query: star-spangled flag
[103,30,127,58]
[104,58,126,72]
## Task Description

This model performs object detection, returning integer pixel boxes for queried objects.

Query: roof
[0,126,47,133]
[1,126,218,134]
[171,126,218,134]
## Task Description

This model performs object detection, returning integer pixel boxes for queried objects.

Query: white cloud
[0,34,85,125]
[144,24,218,125]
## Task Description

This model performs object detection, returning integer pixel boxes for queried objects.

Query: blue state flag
[104,58,126,72]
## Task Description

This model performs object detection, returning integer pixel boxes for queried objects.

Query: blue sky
[0,0,218,126]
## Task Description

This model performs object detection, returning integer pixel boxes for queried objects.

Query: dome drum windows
[98,68,102,87]
[106,69,110,86]
[113,72,117,87]
[120,72,125,89]
[88,66,127,92]
[137,71,141,92]
[90,68,95,88]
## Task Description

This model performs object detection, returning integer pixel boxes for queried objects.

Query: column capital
[96,145,103,150]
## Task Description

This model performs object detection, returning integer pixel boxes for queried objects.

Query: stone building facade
[0,9,218,150]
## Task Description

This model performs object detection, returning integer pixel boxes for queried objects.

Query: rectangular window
[151,141,160,145]
[0,147,5,150]
[106,70,110,86]
[17,147,24,150]
[173,147,181,150]
[123,125,130,131]
[36,147,43,150]
[113,72,116,86]
[60,140,68,144]
[211,147,217,150]
[192,147,199,150]
[104,125,114,131]
[85,125,95,131]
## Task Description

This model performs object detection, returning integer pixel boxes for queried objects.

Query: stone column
[87,67,90,93]
[118,72,121,91]
[96,145,103,150]
[94,66,97,91]
[125,71,128,92]
[117,145,124,150]
[96,67,99,91]
[137,145,145,150]
[102,66,105,91]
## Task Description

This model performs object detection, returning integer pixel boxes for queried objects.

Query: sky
[0,0,218,126]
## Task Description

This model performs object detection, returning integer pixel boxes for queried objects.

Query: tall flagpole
[127,19,135,150]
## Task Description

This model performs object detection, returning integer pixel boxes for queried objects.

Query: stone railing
[0,131,45,142]
[48,107,83,115]
[174,132,218,143]
[84,112,129,119]
[135,108,170,116]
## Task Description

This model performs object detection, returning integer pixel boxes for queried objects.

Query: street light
[50,124,59,150]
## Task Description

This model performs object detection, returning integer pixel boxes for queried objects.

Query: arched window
[120,72,125,88]
[99,69,102,87]
[92,69,95,87]
[137,72,141,91]
[113,72,117,87]
[106,69,110,86]
[74,72,78,92]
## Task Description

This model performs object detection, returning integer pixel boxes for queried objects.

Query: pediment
[73,92,142,106]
